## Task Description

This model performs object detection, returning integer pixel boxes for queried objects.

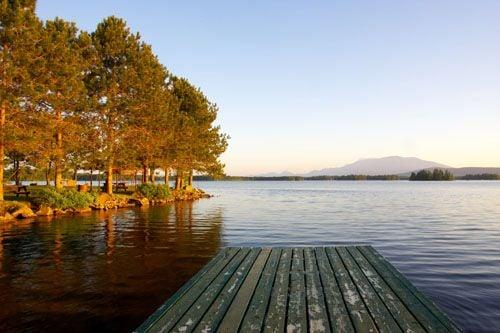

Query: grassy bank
[0,184,210,222]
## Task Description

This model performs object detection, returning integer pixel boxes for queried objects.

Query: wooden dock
[136,246,460,332]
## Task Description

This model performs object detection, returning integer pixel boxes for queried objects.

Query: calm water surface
[1,181,499,332]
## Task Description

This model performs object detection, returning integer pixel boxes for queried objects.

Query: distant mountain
[256,170,296,177]
[302,156,450,176]
[447,167,500,177]
[256,156,500,178]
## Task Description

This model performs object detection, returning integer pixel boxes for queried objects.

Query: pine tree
[170,77,228,188]
[85,16,149,194]
[123,44,175,184]
[0,0,41,200]
[35,18,90,189]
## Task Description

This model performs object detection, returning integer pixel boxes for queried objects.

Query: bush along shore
[0,184,211,222]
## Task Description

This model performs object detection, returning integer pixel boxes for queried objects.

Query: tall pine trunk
[142,164,148,183]
[0,104,5,201]
[45,161,52,186]
[164,166,169,185]
[106,162,113,194]
[175,170,183,190]
[188,170,193,186]
[149,167,155,183]
[54,111,63,190]
[90,168,93,190]
[14,160,20,186]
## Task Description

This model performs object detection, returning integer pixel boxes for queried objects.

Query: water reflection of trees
[0,202,225,331]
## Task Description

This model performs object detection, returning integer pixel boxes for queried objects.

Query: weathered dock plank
[358,246,461,333]
[337,246,401,332]
[136,246,460,333]
[217,248,271,332]
[264,248,292,333]
[314,247,354,332]
[346,247,425,333]
[239,248,281,332]
[326,247,378,332]
[287,248,307,332]
[193,248,262,332]
[304,248,330,333]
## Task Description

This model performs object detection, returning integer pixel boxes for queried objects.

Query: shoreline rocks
[1,187,212,222]
[10,206,36,219]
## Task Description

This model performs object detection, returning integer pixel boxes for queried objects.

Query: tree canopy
[0,1,228,199]
[409,169,454,181]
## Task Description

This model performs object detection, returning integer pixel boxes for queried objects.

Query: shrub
[61,189,96,209]
[137,183,171,200]
[33,187,95,209]
[155,185,170,199]
[137,183,157,200]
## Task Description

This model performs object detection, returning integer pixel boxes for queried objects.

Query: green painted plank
[347,247,426,333]
[304,248,331,333]
[217,248,272,333]
[194,248,263,332]
[363,246,460,332]
[264,248,292,333]
[358,246,454,332]
[135,247,239,333]
[139,246,460,333]
[314,247,354,332]
[347,247,426,332]
[287,248,307,333]
[172,248,252,332]
[325,247,378,332]
[239,248,282,332]
[337,247,402,332]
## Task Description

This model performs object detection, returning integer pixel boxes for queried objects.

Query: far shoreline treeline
[192,173,499,181]
[0,1,228,201]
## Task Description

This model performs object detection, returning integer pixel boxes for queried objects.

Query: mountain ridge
[257,156,499,177]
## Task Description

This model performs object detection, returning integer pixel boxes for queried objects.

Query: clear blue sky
[37,1,500,175]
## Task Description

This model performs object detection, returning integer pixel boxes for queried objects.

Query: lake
[1,181,499,332]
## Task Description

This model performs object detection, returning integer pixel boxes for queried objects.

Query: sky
[37,1,500,175]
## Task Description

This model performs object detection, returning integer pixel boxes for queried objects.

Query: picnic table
[15,185,30,198]
[114,182,128,192]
